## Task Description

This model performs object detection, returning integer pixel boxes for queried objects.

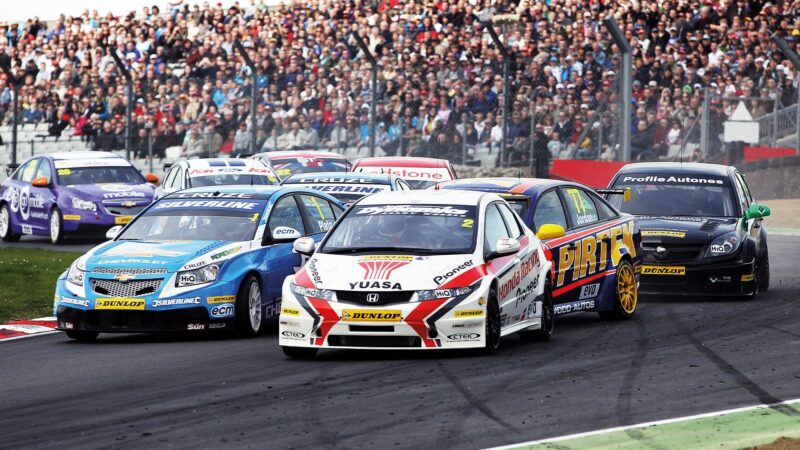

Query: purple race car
[0,152,157,244]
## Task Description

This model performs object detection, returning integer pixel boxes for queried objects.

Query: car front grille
[90,278,163,297]
[335,291,415,306]
[105,205,147,216]
[92,267,168,275]
[642,244,705,263]
[327,335,422,348]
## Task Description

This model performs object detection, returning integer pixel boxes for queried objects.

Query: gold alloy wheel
[616,263,638,314]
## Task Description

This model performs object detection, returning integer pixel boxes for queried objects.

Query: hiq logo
[210,303,235,318]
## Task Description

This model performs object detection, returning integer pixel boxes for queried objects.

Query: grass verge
[0,248,81,323]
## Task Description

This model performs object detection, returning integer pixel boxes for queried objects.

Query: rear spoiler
[498,193,530,202]
[596,187,631,202]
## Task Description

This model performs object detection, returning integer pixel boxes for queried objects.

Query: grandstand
[0,0,798,181]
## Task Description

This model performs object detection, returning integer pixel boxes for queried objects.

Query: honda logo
[366,293,380,303]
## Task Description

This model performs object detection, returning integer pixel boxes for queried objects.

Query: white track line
[0,330,59,342]
[486,397,800,450]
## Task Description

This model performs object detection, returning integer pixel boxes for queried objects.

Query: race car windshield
[191,174,277,187]
[57,166,145,185]
[282,182,390,204]
[118,202,266,241]
[321,204,477,255]
[610,176,737,217]
[405,179,439,189]
[273,159,349,179]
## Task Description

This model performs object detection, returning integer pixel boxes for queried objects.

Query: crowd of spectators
[0,0,798,166]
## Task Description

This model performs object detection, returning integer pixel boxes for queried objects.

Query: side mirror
[146,173,159,184]
[744,203,771,220]
[487,237,520,260]
[293,236,316,256]
[32,177,50,187]
[106,225,123,240]
[537,223,567,241]
[272,226,302,243]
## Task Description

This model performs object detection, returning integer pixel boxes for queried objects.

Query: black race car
[606,163,770,298]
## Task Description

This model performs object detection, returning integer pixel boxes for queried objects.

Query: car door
[297,193,340,235]
[582,190,624,303]
[7,158,41,235]
[483,202,518,327]
[531,189,570,302]
[263,194,308,305]
[552,186,601,306]
[734,171,762,247]
[29,158,56,232]
[496,202,540,322]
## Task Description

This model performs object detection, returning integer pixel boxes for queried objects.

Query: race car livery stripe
[547,219,627,247]
[439,238,532,289]
[552,268,617,298]
[307,298,340,346]
[405,299,448,348]
[424,282,482,331]
[291,292,321,335]
[509,180,541,194]
[439,265,488,290]
[294,267,315,288]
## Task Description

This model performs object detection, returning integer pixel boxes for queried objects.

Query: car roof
[184,158,264,168]
[282,171,394,184]
[436,177,572,195]
[356,189,492,206]
[48,151,122,160]
[616,162,732,177]
[254,151,347,160]
[352,156,452,168]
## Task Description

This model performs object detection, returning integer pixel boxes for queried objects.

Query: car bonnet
[300,253,481,292]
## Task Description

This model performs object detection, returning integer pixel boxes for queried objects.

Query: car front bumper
[278,282,489,350]
[54,279,239,333]
[638,258,756,297]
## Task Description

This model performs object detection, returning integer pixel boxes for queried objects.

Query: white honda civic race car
[278,190,554,358]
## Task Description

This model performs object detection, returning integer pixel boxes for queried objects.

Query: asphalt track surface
[2,235,800,449]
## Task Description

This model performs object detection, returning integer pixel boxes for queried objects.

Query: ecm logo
[210,303,235,318]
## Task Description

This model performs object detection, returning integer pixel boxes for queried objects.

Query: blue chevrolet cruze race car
[54,185,345,341]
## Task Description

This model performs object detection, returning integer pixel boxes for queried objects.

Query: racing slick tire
[0,203,20,242]
[65,330,99,342]
[479,287,501,355]
[757,248,770,293]
[235,275,263,337]
[599,259,637,320]
[520,279,554,342]
[282,346,318,359]
[49,207,65,245]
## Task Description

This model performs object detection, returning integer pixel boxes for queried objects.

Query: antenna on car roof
[518,168,522,184]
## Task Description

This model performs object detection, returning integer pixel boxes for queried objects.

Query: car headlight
[67,257,87,286]
[72,197,97,211]
[416,286,473,302]
[706,232,741,257]
[290,282,335,301]
[176,264,219,287]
